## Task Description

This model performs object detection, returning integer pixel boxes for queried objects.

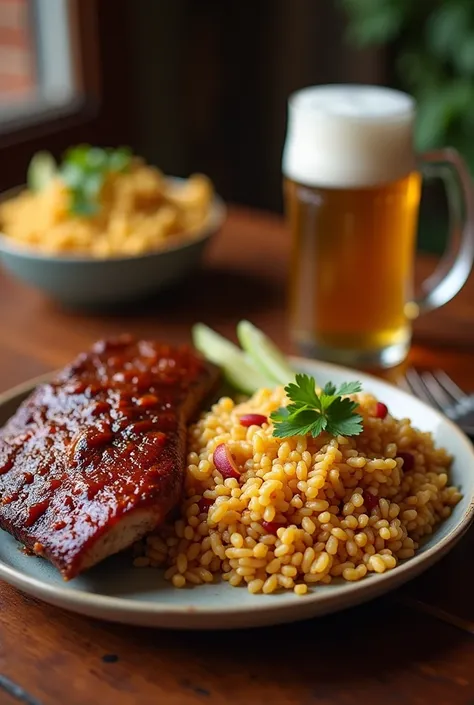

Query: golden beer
[283,84,422,366]
[285,172,421,363]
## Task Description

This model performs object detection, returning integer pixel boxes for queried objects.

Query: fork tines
[404,369,465,414]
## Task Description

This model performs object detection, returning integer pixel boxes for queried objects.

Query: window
[0,1,143,194]
[0,0,35,103]
[0,0,83,134]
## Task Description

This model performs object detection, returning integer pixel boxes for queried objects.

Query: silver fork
[403,369,474,438]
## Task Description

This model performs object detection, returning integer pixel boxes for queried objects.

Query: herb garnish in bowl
[27,145,132,216]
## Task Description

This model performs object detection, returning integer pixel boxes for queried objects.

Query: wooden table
[1,206,474,705]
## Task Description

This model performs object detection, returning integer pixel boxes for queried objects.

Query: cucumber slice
[192,323,274,394]
[237,320,295,385]
[27,151,57,192]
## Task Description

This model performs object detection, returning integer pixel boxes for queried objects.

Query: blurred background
[0,0,471,253]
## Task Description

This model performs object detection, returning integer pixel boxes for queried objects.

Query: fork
[403,369,474,438]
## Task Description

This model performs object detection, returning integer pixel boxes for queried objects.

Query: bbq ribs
[0,336,219,579]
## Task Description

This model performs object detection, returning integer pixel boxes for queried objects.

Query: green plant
[342,0,474,171]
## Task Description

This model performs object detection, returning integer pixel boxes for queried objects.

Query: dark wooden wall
[126,0,383,212]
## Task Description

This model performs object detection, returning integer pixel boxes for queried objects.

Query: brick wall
[0,0,36,101]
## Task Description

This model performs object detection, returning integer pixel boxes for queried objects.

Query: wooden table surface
[1,206,474,705]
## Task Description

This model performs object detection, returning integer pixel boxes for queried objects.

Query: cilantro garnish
[60,145,132,216]
[270,374,363,438]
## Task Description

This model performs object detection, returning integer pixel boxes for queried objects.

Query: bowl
[0,181,226,307]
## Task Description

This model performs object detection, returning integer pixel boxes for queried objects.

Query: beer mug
[282,85,474,367]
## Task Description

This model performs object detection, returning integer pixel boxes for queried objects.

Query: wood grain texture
[0,584,474,705]
[0,206,474,704]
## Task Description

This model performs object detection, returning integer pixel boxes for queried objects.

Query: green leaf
[70,192,99,217]
[284,403,311,419]
[396,51,442,93]
[304,414,328,438]
[325,398,363,436]
[415,93,449,151]
[271,419,302,438]
[318,393,338,412]
[271,375,364,439]
[415,81,474,151]
[63,144,91,169]
[86,147,108,169]
[269,406,290,423]
[108,147,132,172]
[342,0,406,46]
[323,382,337,396]
[284,374,320,409]
[426,3,472,62]
[327,415,363,437]
[272,410,327,439]
[61,162,84,188]
[454,37,474,75]
[335,381,362,396]
[59,145,133,218]
[82,171,103,198]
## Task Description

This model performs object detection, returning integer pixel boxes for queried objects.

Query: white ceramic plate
[0,358,473,630]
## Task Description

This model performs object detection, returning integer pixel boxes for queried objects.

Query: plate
[0,358,473,630]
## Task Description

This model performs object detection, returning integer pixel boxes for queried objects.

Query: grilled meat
[0,336,219,579]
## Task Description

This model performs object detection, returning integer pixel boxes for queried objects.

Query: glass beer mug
[282,85,474,367]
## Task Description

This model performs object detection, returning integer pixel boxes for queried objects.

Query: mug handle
[412,148,474,317]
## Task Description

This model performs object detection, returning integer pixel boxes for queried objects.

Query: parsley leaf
[325,397,363,436]
[285,374,322,408]
[335,381,363,396]
[270,374,363,439]
[323,381,337,396]
[60,145,132,217]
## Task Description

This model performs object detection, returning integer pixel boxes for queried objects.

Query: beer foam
[282,85,416,188]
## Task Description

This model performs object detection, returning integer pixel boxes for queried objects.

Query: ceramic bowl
[0,181,226,307]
